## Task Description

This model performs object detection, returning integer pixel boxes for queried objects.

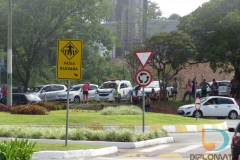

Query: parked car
[0,93,42,105]
[228,123,240,160]
[31,84,67,101]
[134,81,173,99]
[95,79,133,102]
[56,84,98,103]
[177,96,239,119]
[196,80,230,97]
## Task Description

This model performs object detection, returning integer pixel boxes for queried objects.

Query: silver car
[31,84,67,101]
[56,84,98,103]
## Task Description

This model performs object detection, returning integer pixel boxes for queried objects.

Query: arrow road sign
[134,69,152,87]
[134,50,154,68]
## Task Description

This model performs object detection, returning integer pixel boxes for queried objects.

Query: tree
[178,0,240,81]
[168,14,180,21]
[0,0,117,90]
[147,1,162,19]
[144,31,198,101]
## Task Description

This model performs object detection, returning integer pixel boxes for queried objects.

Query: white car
[56,84,98,103]
[135,81,173,99]
[177,96,239,119]
[95,79,133,101]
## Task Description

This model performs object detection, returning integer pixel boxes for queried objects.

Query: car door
[201,98,219,116]
[88,85,98,101]
[216,98,234,116]
[50,85,65,101]
[40,86,52,101]
[119,83,128,100]
[218,82,229,96]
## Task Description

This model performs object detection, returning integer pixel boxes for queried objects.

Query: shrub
[0,126,168,142]
[0,104,11,112]
[100,105,142,115]
[10,105,48,115]
[0,138,36,160]
[36,102,66,110]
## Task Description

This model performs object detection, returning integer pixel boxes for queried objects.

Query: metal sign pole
[65,80,70,146]
[142,87,145,132]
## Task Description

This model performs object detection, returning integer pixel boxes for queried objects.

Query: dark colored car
[0,93,42,105]
[228,123,240,160]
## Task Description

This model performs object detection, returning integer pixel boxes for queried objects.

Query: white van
[95,79,133,101]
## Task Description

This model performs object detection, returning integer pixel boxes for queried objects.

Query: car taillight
[234,99,239,108]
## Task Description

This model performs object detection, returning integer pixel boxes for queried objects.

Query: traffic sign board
[134,69,152,87]
[195,97,201,110]
[56,39,83,80]
[134,50,154,68]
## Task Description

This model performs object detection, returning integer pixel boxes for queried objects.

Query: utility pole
[7,0,12,106]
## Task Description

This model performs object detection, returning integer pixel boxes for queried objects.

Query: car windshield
[70,86,81,91]
[100,82,119,89]
[32,86,43,92]
[145,82,160,88]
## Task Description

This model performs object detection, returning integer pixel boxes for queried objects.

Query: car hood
[98,89,113,92]
[178,104,195,109]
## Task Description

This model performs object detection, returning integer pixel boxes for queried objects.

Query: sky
[151,0,210,18]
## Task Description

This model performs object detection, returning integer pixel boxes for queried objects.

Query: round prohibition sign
[195,97,201,110]
[134,69,152,87]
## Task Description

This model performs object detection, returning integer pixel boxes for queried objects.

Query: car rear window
[218,98,234,104]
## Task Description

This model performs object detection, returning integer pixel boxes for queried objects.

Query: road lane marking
[205,145,230,153]
[139,144,170,152]
[158,153,182,158]
[173,144,202,153]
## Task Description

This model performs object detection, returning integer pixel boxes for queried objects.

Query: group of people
[181,75,239,101]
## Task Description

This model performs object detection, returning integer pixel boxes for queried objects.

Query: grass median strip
[34,143,104,151]
[0,110,221,126]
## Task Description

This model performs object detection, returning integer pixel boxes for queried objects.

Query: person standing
[210,79,218,96]
[200,79,210,97]
[191,78,197,100]
[230,76,239,99]
[17,82,24,93]
[182,79,193,101]
[81,80,90,104]
[113,88,119,104]
[2,86,7,97]
[172,78,179,101]
[132,89,141,104]
[145,94,151,112]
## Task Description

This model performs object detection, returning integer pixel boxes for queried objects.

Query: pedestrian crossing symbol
[60,42,79,60]
[57,39,83,80]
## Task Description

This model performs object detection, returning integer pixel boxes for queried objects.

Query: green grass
[0,110,221,126]
[33,143,104,151]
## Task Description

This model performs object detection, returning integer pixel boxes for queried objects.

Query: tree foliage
[144,31,197,100]
[147,1,162,19]
[0,0,118,90]
[178,0,240,78]
[168,14,180,21]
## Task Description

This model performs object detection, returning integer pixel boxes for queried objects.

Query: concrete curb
[31,146,118,160]
[69,121,227,133]
[30,137,174,159]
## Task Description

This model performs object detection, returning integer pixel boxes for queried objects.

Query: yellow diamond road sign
[57,39,83,80]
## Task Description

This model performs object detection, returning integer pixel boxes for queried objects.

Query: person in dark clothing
[200,79,210,97]
[210,79,218,96]
[191,78,197,100]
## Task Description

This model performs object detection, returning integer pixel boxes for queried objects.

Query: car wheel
[228,111,238,120]
[74,96,80,104]
[193,110,202,118]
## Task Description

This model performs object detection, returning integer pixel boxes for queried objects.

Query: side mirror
[228,127,235,132]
